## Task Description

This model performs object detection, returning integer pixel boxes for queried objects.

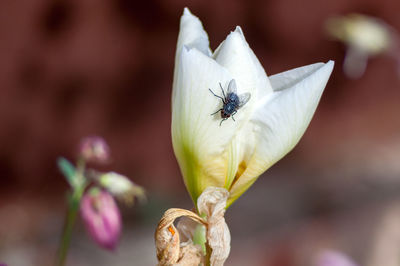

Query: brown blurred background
[0,0,400,265]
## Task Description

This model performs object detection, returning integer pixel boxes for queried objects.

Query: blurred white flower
[172,8,334,206]
[99,172,145,205]
[326,14,398,78]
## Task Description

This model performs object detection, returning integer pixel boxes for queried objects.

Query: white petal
[269,62,326,91]
[213,27,272,100]
[177,8,211,58]
[234,26,274,100]
[212,27,274,191]
[254,62,335,162]
[172,47,248,199]
[172,47,236,155]
[228,61,334,204]
[173,8,212,109]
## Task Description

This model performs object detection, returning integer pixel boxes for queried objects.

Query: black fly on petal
[209,79,251,126]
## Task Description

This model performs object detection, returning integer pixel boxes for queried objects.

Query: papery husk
[155,188,231,266]
[155,208,206,265]
[197,187,231,266]
[175,242,204,266]
[176,216,204,243]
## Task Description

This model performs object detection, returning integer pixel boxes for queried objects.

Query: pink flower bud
[79,136,110,163]
[80,190,121,250]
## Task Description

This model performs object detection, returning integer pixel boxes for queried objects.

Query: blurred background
[0,0,400,265]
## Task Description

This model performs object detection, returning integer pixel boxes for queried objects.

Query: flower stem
[57,159,86,266]
[56,191,81,266]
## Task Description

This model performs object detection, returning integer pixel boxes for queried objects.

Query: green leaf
[57,157,76,187]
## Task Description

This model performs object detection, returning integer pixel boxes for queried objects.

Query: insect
[209,79,251,126]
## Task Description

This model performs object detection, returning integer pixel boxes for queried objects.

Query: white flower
[172,8,334,207]
[326,14,394,78]
[98,172,145,204]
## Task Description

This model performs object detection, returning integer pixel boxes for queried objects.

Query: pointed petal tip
[181,7,198,22]
[326,60,335,67]
[234,26,244,35]
[178,8,211,56]
[307,60,334,87]
[313,60,335,76]
[224,28,247,46]
[326,60,335,73]
[322,60,335,75]
[183,7,191,16]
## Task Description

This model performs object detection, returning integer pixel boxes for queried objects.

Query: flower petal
[80,191,121,250]
[269,62,327,91]
[228,61,334,205]
[177,8,211,58]
[173,8,211,119]
[213,27,273,99]
[172,47,248,202]
[210,29,274,190]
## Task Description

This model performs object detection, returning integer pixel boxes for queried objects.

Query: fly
[209,79,251,126]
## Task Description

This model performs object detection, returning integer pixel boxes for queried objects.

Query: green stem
[57,159,86,266]
[56,191,81,266]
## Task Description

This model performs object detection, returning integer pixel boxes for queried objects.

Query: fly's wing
[237,93,251,108]
[226,79,237,94]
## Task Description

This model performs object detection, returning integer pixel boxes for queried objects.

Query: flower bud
[80,189,121,250]
[99,172,145,205]
[79,136,110,163]
[172,8,334,207]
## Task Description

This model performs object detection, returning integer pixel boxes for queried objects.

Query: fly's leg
[219,117,228,126]
[231,110,237,121]
[219,83,226,100]
[211,108,222,116]
[209,89,225,104]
